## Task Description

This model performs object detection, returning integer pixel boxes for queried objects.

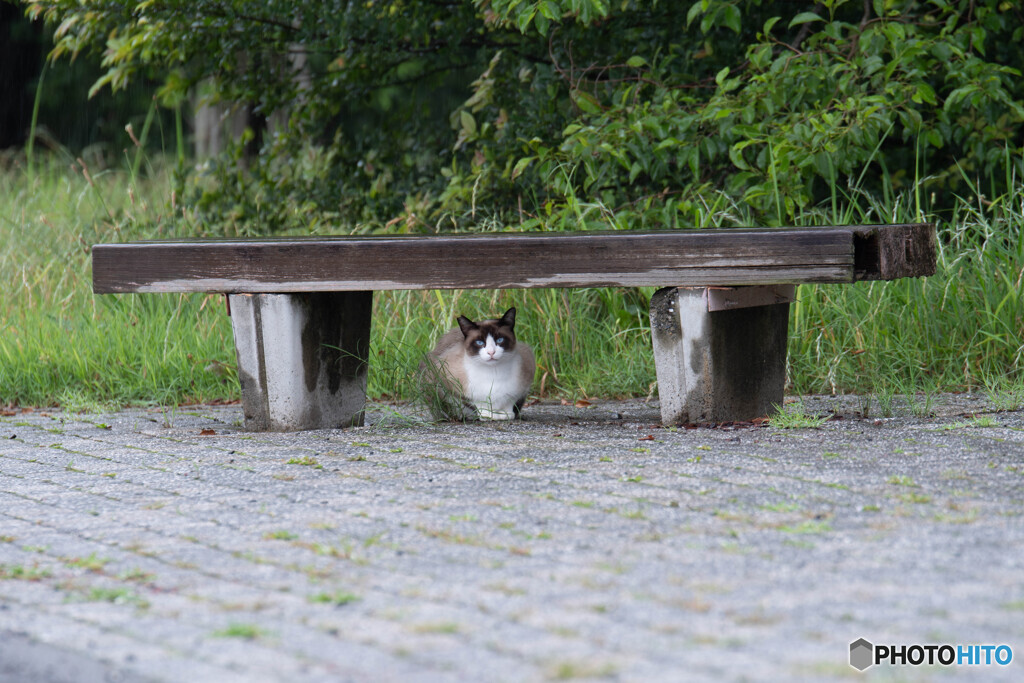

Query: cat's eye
[474,340,485,347]
[495,337,505,344]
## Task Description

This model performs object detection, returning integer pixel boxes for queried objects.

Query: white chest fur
[461,349,525,420]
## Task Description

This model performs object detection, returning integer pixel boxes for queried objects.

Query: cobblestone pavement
[1,395,1022,682]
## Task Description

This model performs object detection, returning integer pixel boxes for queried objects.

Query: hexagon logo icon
[850,638,874,671]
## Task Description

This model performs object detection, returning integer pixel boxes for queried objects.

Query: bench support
[228,292,372,431]
[649,286,791,425]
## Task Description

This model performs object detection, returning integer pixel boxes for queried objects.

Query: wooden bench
[92,224,937,430]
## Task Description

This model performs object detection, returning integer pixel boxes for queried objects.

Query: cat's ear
[500,307,516,328]
[456,315,477,337]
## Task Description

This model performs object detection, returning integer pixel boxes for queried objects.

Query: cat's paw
[478,407,515,421]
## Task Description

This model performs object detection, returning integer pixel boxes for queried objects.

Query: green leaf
[715,66,730,86]
[534,11,550,36]
[572,90,602,115]
[460,110,477,136]
[728,144,750,170]
[788,12,823,28]
[722,5,741,33]
[511,156,535,180]
[912,83,937,105]
[626,55,648,68]
[516,8,536,34]
[686,2,704,28]
[539,1,561,21]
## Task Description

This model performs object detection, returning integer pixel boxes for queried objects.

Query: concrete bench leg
[649,286,792,425]
[228,292,372,431]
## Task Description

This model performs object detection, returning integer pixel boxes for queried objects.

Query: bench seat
[92,224,936,430]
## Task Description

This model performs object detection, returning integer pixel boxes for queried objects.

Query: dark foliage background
[14,0,1024,232]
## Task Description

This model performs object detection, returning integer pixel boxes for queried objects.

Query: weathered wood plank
[92,224,934,294]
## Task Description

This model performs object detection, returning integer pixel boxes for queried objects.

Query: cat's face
[457,308,517,365]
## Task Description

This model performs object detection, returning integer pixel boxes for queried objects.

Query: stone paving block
[2,397,1023,681]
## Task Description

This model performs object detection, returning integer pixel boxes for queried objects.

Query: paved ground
[1,394,1022,682]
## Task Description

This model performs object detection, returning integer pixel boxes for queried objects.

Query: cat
[421,307,535,421]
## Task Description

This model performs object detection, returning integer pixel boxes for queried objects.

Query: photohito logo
[849,638,1013,671]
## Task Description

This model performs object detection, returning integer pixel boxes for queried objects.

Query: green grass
[1,153,1022,408]
[1,157,236,408]
[0,564,53,581]
[211,623,269,640]
[308,590,360,606]
[769,402,830,429]
[787,184,1024,397]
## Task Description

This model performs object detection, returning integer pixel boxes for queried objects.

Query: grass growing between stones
[0,564,53,581]
[308,591,360,606]
[211,623,270,640]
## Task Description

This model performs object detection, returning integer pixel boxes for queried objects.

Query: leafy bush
[22,0,1024,232]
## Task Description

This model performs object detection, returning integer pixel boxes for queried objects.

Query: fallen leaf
[575,399,592,407]
[638,435,655,441]
[199,429,216,436]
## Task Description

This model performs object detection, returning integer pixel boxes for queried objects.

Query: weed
[286,456,322,468]
[119,568,156,582]
[212,623,268,640]
[986,379,1024,412]
[263,530,299,541]
[942,416,999,430]
[0,564,52,580]
[769,402,829,429]
[779,520,832,534]
[411,622,460,635]
[448,513,478,523]
[887,475,917,487]
[63,553,110,572]
[874,383,898,417]
[762,502,801,512]
[82,587,149,608]
[548,660,618,680]
[308,591,360,606]
[897,492,932,504]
